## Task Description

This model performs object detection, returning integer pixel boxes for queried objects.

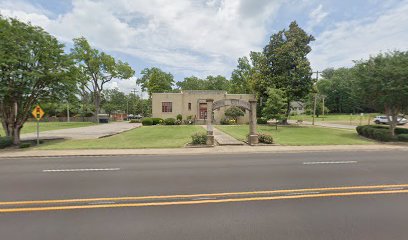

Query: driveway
[21,122,141,140]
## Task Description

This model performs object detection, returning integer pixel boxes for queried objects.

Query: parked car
[373,115,407,125]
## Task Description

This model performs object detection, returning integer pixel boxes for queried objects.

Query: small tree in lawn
[224,106,245,123]
[354,51,408,136]
[71,37,135,123]
[262,87,287,121]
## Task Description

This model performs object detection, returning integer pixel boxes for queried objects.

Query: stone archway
[206,98,258,145]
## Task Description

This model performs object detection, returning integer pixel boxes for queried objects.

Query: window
[162,102,172,113]
[188,103,191,111]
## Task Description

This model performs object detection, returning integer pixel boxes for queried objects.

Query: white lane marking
[286,191,320,196]
[303,161,357,165]
[383,187,404,191]
[88,201,116,205]
[191,197,217,201]
[42,168,120,172]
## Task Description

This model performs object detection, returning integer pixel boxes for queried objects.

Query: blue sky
[1,0,408,93]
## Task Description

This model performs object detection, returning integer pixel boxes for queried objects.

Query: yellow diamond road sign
[32,105,44,121]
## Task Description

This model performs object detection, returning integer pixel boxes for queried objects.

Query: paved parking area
[21,122,141,140]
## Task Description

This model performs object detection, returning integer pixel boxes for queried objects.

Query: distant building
[152,90,255,124]
[290,101,305,115]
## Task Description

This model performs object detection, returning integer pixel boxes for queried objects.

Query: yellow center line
[2,189,408,213]
[1,184,408,206]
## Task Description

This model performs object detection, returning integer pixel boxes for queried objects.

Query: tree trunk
[12,126,22,145]
[95,91,101,123]
[281,101,291,125]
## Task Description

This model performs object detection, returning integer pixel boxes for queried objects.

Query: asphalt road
[1,149,408,239]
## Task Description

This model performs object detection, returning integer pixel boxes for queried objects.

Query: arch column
[248,99,258,145]
[206,99,214,145]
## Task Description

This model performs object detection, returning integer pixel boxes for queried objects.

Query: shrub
[19,143,31,148]
[0,136,12,149]
[151,118,164,125]
[176,114,183,121]
[356,125,395,142]
[129,119,141,123]
[142,118,153,126]
[220,118,229,125]
[258,133,273,144]
[397,134,408,142]
[191,132,207,145]
[184,119,193,125]
[164,118,176,125]
[175,120,182,125]
[395,128,408,135]
[257,118,268,124]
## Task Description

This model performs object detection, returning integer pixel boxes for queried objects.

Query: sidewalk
[21,122,141,140]
[0,144,406,158]
[201,125,244,145]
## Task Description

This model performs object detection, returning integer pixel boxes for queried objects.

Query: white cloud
[309,1,408,71]
[307,4,328,31]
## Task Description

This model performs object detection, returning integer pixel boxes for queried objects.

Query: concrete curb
[0,144,407,159]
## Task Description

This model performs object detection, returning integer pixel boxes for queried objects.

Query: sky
[1,0,408,94]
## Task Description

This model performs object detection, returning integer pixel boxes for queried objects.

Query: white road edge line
[303,161,357,165]
[191,197,217,201]
[383,187,404,191]
[42,168,120,172]
[286,191,320,196]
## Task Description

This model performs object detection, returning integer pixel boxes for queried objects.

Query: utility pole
[312,71,319,126]
[66,101,70,123]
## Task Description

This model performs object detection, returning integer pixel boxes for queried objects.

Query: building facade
[152,90,256,124]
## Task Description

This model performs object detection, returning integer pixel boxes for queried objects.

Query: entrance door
[199,103,207,119]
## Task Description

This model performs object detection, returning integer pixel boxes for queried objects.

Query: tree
[261,21,315,124]
[205,75,230,91]
[176,76,206,90]
[317,68,362,113]
[71,37,134,123]
[262,88,287,121]
[230,57,252,94]
[137,67,174,98]
[0,17,78,144]
[101,88,127,116]
[354,51,408,136]
[224,106,245,123]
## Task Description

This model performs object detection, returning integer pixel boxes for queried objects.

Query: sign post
[31,105,45,146]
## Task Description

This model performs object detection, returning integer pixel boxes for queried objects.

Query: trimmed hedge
[356,125,398,142]
[164,118,176,125]
[257,118,268,124]
[398,134,408,142]
[0,136,12,149]
[176,114,183,121]
[151,118,164,125]
[191,132,207,145]
[142,118,153,126]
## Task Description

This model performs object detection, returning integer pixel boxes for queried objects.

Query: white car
[374,115,407,125]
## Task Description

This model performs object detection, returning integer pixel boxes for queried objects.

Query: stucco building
[152,90,256,124]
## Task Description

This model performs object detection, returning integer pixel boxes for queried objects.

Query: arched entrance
[206,98,258,145]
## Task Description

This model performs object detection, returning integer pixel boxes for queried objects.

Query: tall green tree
[261,21,315,123]
[137,67,174,98]
[354,51,408,136]
[262,88,287,121]
[205,75,230,91]
[0,17,78,144]
[71,37,135,122]
[230,56,252,94]
[176,76,206,90]
[101,88,127,116]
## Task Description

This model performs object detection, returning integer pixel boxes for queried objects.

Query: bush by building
[176,114,183,121]
[151,118,164,125]
[142,118,153,126]
[164,118,176,125]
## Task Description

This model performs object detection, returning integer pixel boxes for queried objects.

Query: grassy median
[217,125,373,145]
[38,125,205,149]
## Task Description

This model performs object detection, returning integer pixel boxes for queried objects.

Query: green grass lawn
[1,121,96,135]
[217,125,373,145]
[290,113,378,126]
[38,125,205,149]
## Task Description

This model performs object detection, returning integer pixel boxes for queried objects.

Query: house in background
[290,101,305,115]
[152,90,255,124]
